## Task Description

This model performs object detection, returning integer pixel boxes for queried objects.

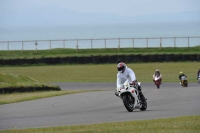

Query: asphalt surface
[0,82,200,130]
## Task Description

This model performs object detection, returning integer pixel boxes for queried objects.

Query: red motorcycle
[154,77,161,89]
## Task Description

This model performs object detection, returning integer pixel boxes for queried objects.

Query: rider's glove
[131,81,136,85]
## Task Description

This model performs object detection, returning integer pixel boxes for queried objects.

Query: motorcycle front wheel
[183,80,188,87]
[155,81,160,89]
[123,94,134,112]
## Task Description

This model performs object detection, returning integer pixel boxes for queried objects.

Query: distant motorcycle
[198,76,200,84]
[154,76,161,89]
[181,76,188,87]
[117,82,147,112]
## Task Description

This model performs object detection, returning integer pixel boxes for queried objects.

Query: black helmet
[117,62,126,73]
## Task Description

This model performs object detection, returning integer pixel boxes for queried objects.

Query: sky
[0,0,200,27]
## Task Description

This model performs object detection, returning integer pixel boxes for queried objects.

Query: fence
[0,36,200,51]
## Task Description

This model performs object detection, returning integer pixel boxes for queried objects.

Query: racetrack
[0,82,200,130]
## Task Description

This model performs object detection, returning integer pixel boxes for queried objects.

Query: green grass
[0,62,199,83]
[0,62,199,104]
[1,115,199,133]
[0,90,100,105]
[0,73,100,104]
[0,73,60,93]
[0,47,200,59]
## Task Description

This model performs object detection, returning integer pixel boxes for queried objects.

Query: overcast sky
[0,0,200,27]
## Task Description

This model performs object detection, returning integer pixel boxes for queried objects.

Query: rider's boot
[137,85,147,101]
[137,86,143,101]
[153,80,155,85]
[115,90,119,97]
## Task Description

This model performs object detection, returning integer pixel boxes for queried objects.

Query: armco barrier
[0,54,199,66]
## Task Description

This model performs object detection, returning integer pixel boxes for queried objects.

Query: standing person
[115,62,143,97]
[197,67,200,80]
[153,69,162,84]
[179,71,187,84]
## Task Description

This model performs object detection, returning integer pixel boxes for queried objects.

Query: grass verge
[0,62,199,82]
[0,90,100,105]
[1,115,199,133]
[0,73,60,93]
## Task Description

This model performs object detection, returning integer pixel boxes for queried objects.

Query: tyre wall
[0,54,199,65]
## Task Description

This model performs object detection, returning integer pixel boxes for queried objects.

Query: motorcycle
[154,76,161,89]
[198,76,200,84]
[117,82,147,112]
[181,76,188,87]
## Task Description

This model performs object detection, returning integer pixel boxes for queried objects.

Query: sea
[0,22,200,50]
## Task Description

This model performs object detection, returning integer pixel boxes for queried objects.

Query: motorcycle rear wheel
[123,94,134,112]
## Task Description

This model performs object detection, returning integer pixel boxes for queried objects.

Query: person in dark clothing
[179,71,187,84]
[197,67,200,80]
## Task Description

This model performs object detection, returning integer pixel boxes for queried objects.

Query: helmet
[117,62,126,73]
[156,69,159,71]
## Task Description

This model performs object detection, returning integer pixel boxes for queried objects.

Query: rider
[197,67,200,80]
[179,71,187,84]
[115,62,143,97]
[153,69,162,84]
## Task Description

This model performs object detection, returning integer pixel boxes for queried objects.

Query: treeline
[0,54,199,65]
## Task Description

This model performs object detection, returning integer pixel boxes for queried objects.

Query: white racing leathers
[116,67,136,91]
[153,73,162,79]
